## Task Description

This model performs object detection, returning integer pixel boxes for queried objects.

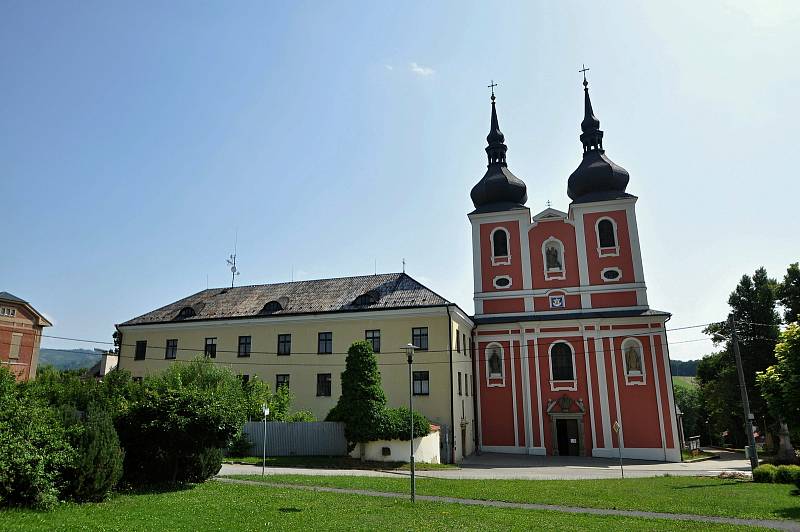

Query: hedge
[752,464,777,483]
[774,464,800,484]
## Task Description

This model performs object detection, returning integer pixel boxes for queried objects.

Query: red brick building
[0,292,52,381]
[469,79,679,462]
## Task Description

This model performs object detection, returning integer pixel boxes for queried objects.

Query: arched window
[176,307,195,320]
[262,300,283,313]
[596,218,619,256]
[353,293,376,306]
[486,343,503,379]
[550,342,574,381]
[491,228,509,262]
[542,237,565,279]
[622,338,644,375]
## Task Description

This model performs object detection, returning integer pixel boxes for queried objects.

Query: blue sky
[2,1,798,360]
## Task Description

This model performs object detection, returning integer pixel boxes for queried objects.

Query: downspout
[446,305,455,464]
[471,327,480,455]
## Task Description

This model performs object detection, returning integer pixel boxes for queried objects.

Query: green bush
[378,407,431,441]
[227,432,252,458]
[64,404,124,502]
[0,368,75,510]
[182,448,223,483]
[774,464,800,484]
[752,464,778,483]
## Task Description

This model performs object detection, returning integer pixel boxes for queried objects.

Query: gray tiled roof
[119,273,451,326]
[0,292,26,303]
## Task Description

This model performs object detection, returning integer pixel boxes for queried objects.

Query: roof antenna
[402,258,406,274]
[374,259,377,276]
[226,229,240,288]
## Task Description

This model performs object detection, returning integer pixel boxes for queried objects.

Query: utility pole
[729,315,759,471]
[404,343,417,503]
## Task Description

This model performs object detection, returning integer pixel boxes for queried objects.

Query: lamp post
[404,343,418,503]
[262,404,270,476]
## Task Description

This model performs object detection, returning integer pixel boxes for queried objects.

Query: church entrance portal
[556,419,580,456]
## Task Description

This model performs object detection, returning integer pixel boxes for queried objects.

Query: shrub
[64,404,124,502]
[774,464,800,484]
[182,448,223,483]
[0,368,75,510]
[378,407,431,441]
[227,432,252,458]
[752,464,778,483]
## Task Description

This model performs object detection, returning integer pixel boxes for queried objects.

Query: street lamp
[403,343,418,503]
[262,403,270,476]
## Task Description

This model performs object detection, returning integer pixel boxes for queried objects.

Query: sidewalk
[215,477,799,531]
[219,449,751,480]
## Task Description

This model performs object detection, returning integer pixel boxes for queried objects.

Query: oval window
[603,269,620,280]
[495,277,511,288]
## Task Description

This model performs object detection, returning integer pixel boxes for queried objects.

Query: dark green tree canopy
[778,262,800,324]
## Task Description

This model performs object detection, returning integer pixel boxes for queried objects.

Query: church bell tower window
[490,228,511,265]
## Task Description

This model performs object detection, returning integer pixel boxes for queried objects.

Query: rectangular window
[413,371,429,395]
[204,337,217,359]
[276,374,290,390]
[316,373,332,397]
[469,338,473,358]
[9,333,22,359]
[465,373,469,397]
[462,333,467,356]
[277,334,291,356]
[365,329,381,353]
[238,336,251,357]
[165,339,177,360]
[458,371,462,395]
[456,332,461,353]
[134,340,147,360]
[412,327,429,351]
[318,332,332,354]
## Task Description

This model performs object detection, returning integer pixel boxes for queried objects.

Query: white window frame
[493,275,512,289]
[490,227,512,266]
[596,217,620,257]
[484,342,505,387]
[600,267,623,283]
[542,237,566,280]
[548,340,577,391]
[621,337,647,385]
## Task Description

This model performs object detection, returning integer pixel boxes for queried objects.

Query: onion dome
[567,74,631,203]
[470,89,528,213]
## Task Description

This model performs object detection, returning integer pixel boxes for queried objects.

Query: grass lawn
[223,455,457,471]
[227,474,800,522]
[0,480,759,531]
[681,449,718,461]
[672,376,697,390]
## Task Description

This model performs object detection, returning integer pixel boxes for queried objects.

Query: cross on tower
[488,80,498,99]
[579,64,590,86]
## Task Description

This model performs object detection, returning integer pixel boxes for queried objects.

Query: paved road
[220,449,751,480]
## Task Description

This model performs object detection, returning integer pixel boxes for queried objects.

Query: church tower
[469,75,679,462]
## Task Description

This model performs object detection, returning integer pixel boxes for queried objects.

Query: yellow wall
[118,307,476,461]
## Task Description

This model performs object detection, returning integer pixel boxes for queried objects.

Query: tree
[701,267,781,447]
[757,323,800,462]
[778,262,800,324]
[672,383,703,442]
[327,341,387,449]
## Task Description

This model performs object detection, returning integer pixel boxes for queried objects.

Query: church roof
[567,74,631,203]
[470,90,528,213]
[119,273,454,326]
[474,308,671,325]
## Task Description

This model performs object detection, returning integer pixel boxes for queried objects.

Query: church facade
[469,78,680,462]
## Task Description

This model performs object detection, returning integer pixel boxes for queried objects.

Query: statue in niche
[488,351,502,376]
[625,344,643,373]
[546,245,562,270]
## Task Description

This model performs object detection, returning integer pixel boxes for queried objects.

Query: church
[469,76,680,462]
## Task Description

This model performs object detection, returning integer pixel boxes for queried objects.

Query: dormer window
[353,293,377,306]
[542,237,566,280]
[262,300,283,314]
[596,218,620,257]
[490,227,511,265]
[176,307,196,320]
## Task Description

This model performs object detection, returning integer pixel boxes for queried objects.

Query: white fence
[242,421,348,456]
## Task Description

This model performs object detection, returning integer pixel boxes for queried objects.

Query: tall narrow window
[412,327,429,351]
[462,333,467,356]
[456,332,461,353]
[458,371,462,395]
[492,228,509,258]
[316,373,332,397]
[365,330,381,353]
[277,334,291,356]
[9,333,22,359]
[413,371,430,395]
[135,340,147,361]
[204,337,217,359]
[238,336,251,357]
[598,219,617,248]
[465,373,469,396]
[318,332,333,354]
[550,342,574,381]
[276,374,290,390]
[165,339,178,360]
